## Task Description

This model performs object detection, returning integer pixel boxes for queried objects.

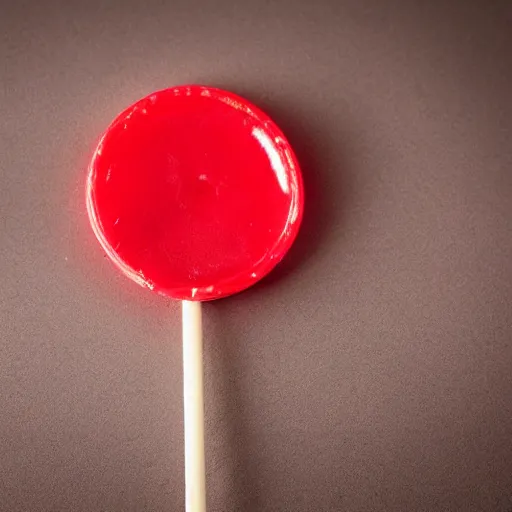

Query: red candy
[86,86,303,300]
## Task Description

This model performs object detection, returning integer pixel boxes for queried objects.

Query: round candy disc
[86,85,304,300]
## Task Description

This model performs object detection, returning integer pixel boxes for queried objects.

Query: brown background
[1,1,512,511]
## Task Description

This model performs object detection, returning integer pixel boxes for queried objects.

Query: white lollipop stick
[182,300,206,512]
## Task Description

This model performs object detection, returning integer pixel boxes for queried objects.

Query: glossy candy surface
[86,86,303,300]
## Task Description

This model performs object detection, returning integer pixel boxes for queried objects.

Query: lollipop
[86,85,304,511]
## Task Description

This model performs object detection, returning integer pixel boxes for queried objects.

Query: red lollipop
[87,85,303,301]
[86,85,304,511]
